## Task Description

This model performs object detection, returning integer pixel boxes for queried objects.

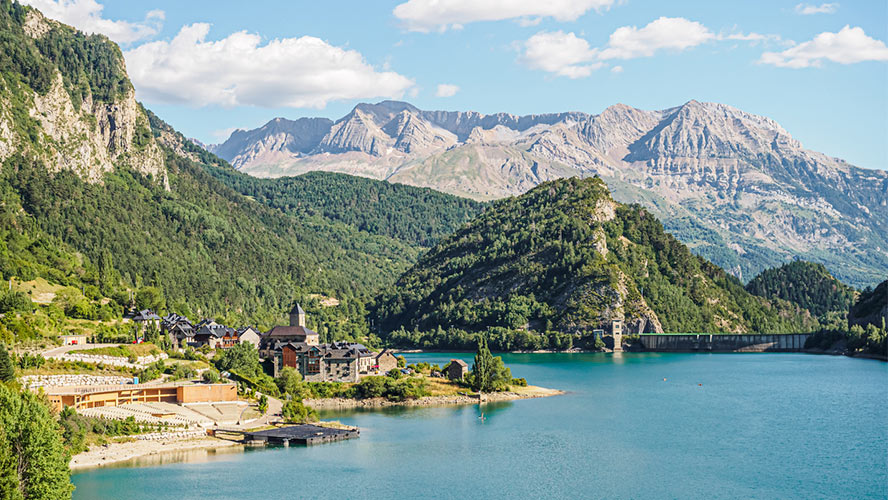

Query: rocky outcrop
[26,73,166,184]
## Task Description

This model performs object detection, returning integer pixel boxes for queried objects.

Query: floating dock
[243,425,359,446]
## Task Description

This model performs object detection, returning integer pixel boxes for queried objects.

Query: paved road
[41,343,120,358]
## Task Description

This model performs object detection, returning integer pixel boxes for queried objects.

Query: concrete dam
[636,334,811,353]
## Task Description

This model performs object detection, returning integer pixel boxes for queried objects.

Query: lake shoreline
[304,385,563,410]
[70,436,242,471]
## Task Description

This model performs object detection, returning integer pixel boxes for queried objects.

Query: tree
[0,346,14,382]
[135,286,165,314]
[214,342,262,378]
[281,400,317,424]
[275,367,305,399]
[257,395,268,414]
[201,368,220,384]
[0,384,74,500]
[470,337,512,393]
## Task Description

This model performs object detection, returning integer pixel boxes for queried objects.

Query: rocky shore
[304,385,563,410]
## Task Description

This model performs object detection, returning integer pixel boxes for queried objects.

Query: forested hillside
[146,110,485,248]
[745,261,857,318]
[374,177,816,349]
[0,1,423,338]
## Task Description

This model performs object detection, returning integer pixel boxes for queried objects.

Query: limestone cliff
[0,5,166,186]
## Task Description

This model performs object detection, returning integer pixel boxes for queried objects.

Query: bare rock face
[27,73,165,184]
[211,99,888,287]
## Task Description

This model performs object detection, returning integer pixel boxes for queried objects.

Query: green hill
[374,177,816,347]
[0,1,423,336]
[849,280,887,330]
[745,261,857,318]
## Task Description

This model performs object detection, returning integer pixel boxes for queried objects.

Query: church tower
[289,303,306,327]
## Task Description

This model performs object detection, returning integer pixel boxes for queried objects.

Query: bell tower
[289,303,306,327]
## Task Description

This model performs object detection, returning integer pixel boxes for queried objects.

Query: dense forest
[745,261,857,318]
[373,177,816,349]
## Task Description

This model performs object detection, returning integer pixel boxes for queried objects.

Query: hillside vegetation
[0,1,424,341]
[745,261,857,318]
[374,177,815,349]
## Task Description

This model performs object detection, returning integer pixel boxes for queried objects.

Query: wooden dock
[243,425,359,446]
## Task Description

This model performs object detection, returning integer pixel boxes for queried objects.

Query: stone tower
[289,303,306,327]
[611,319,623,352]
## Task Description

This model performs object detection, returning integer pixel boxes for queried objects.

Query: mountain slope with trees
[147,110,485,249]
[0,0,424,333]
[211,100,888,289]
[745,261,857,318]
[374,177,816,347]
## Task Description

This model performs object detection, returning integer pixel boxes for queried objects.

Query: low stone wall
[136,430,207,441]
[46,352,168,369]
[637,334,811,352]
[21,374,133,390]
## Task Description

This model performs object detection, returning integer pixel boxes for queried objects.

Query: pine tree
[0,347,13,383]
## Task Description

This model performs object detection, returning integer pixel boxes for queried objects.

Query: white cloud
[520,18,717,78]
[393,0,616,32]
[435,84,460,97]
[795,3,839,15]
[19,0,163,43]
[124,24,415,109]
[610,65,623,73]
[521,31,602,78]
[599,17,714,60]
[759,25,888,68]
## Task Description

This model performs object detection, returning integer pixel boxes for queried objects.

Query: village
[21,302,558,468]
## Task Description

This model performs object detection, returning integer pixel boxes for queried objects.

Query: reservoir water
[72,353,887,499]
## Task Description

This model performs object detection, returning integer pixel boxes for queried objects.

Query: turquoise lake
[71,353,888,499]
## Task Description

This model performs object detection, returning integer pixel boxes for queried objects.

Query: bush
[281,400,317,423]
[275,367,307,400]
[258,394,268,414]
[386,368,402,380]
[202,368,220,383]
[0,290,33,314]
[511,377,527,387]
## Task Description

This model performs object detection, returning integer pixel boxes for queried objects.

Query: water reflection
[84,444,247,471]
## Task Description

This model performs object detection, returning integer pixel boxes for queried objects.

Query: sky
[20,0,888,170]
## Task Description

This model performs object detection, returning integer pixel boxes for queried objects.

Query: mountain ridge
[208,99,888,288]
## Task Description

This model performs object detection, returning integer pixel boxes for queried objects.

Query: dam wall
[636,334,811,352]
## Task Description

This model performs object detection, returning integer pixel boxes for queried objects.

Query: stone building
[446,359,468,380]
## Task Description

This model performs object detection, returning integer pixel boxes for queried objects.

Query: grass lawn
[164,358,210,371]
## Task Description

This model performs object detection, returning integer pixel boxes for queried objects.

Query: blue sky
[23,0,888,170]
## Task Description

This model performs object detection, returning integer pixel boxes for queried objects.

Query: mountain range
[209,100,888,288]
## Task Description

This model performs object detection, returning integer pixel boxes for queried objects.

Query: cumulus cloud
[599,17,714,60]
[759,25,888,68]
[610,65,623,73]
[521,18,720,77]
[19,0,163,43]
[124,24,415,109]
[521,30,602,78]
[795,3,839,15]
[435,84,460,97]
[393,0,616,32]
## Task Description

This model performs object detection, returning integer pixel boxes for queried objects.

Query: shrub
[281,400,317,423]
[202,368,220,383]
[511,377,527,387]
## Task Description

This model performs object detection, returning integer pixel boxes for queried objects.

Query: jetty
[241,425,359,446]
